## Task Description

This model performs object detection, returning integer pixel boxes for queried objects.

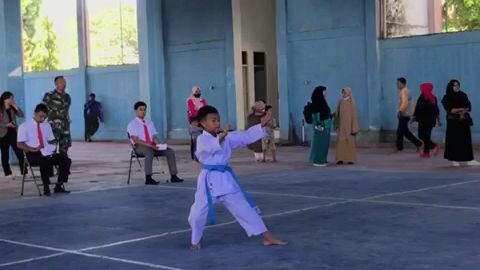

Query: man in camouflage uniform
[42,76,72,154]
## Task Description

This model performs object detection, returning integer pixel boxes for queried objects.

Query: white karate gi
[188,124,268,245]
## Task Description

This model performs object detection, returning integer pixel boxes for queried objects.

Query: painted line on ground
[360,199,480,211]
[0,239,184,270]
[3,179,479,268]
[362,179,480,200]
[0,252,65,267]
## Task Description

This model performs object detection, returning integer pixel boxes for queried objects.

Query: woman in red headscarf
[413,82,441,158]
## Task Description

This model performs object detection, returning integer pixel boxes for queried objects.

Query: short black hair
[34,103,48,114]
[265,105,273,111]
[54,76,64,83]
[89,93,96,98]
[397,77,407,85]
[197,105,219,122]
[134,101,147,110]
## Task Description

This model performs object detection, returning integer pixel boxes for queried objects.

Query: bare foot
[190,243,202,250]
[262,232,288,246]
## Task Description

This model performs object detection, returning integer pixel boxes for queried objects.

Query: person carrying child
[262,105,277,162]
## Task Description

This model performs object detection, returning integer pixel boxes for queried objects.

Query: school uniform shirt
[127,117,157,143]
[17,119,56,156]
[195,124,266,197]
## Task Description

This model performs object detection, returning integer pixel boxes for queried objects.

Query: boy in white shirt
[17,104,72,196]
[127,101,184,184]
[188,105,287,249]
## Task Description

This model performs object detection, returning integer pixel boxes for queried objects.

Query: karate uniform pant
[188,191,268,245]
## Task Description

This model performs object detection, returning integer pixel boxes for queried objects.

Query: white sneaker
[467,160,480,166]
[313,163,327,167]
[452,161,461,167]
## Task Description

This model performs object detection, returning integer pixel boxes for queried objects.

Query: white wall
[235,0,278,124]
[403,0,429,35]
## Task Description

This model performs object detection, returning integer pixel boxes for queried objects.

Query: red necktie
[37,123,44,148]
[142,120,151,144]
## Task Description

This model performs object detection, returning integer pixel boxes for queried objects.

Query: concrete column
[364,0,382,135]
[428,0,443,33]
[0,0,25,110]
[137,0,168,140]
[275,0,290,142]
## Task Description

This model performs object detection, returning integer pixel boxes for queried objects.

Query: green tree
[88,5,138,66]
[21,0,41,71]
[443,0,480,32]
[21,0,60,72]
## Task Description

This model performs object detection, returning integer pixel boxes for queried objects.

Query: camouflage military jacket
[42,90,72,152]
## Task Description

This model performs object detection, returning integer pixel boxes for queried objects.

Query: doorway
[232,0,278,129]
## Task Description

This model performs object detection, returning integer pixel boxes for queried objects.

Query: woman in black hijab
[441,80,479,166]
[309,86,332,166]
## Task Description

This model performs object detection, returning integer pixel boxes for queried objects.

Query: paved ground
[1,141,479,200]
[1,142,480,269]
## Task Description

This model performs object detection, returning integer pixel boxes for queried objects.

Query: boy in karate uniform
[188,105,286,249]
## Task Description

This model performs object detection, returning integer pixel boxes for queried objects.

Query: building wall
[379,31,480,143]
[162,0,235,139]
[4,0,480,144]
[0,0,24,111]
[86,66,140,139]
[23,66,139,141]
[24,71,85,139]
[277,0,372,142]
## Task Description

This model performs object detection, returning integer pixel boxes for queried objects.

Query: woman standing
[441,80,480,166]
[413,82,440,158]
[0,91,25,177]
[309,86,332,167]
[334,87,359,165]
[247,101,266,162]
[186,86,207,161]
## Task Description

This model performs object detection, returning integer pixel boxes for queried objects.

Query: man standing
[127,101,184,184]
[396,77,422,152]
[83,93,103,142]
[42,76,71,154]
[17,104,71,196]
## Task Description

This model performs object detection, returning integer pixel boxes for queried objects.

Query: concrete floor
[1,142,480,269]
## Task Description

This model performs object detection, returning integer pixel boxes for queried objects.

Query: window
[443,0,480,32]
[21,0,79,72]
[86,0,139,66]
[380,0,480,39]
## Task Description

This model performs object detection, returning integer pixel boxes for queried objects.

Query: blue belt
[202,164,259,225]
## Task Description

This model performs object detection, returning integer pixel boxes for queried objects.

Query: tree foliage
[443,0,480,32]
[21,0,139,72]
[88,6,139,66]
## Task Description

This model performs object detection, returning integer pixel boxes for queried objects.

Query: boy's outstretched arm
[227,111,272,149]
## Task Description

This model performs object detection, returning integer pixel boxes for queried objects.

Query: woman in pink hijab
[186,86,207,161]
[186,86,207,123]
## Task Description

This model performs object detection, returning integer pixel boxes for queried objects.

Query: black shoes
[145,175,184,184]
[145,175,160,185]
[44,188,51,196]
[145,179,160,185]
[54,184,71,194]
[170,175,184,183]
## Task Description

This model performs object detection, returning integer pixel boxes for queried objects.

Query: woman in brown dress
[334,87,359,165]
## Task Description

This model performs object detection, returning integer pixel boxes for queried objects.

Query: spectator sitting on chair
[17,104,72,196]
[127,101,184,185]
